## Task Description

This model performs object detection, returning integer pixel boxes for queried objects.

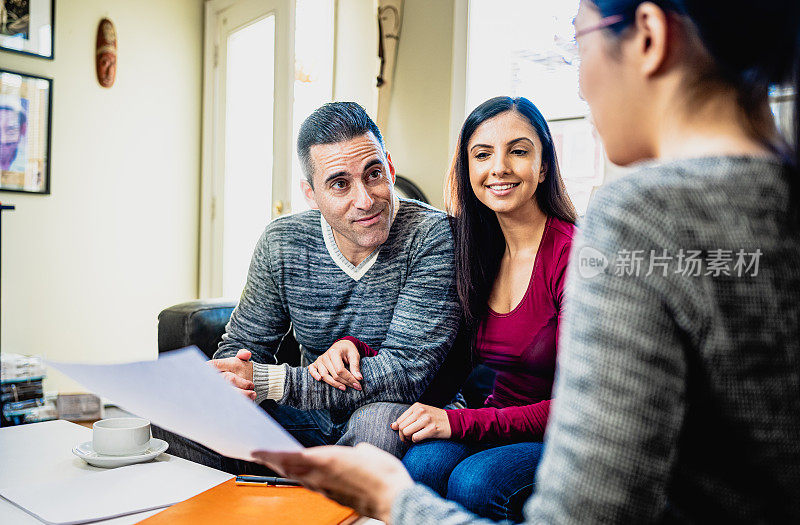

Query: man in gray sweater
[154,102,460,473]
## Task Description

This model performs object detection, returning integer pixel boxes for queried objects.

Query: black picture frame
[0,0,55,60]
[0,68,52,195]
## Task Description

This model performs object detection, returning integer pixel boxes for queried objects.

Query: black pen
[235,475,302,486]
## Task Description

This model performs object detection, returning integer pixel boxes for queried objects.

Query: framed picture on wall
[0,0,54,59]
[0,68,52,194]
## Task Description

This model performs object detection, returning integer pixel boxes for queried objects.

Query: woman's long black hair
[446,96,577,348]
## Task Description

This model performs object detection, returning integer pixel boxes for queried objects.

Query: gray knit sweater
[393,156,800,524]
[214,199,460,418]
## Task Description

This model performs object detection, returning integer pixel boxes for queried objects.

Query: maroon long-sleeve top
[449,217,574,441]
[342,216,574,442]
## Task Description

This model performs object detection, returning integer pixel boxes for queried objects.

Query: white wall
[0,0,204,392]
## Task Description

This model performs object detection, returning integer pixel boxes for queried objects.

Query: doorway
[200,0,334,299]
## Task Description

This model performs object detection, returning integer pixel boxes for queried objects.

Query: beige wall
[333,0,379,114]
[332,0,457,211]
[382,0,455,210]
[0,0,204,392]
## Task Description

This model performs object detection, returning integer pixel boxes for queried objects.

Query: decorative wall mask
[96,18,117,88]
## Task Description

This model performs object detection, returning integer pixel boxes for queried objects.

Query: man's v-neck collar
[320,215,381,281]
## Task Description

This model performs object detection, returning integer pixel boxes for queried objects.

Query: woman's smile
[485,182,521,196]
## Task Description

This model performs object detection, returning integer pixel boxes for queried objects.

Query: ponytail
[589,0,800,223]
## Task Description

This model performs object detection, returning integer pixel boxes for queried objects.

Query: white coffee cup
[92,417,151,456]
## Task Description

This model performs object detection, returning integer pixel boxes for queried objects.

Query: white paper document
[47,347,302,461]
[0,461,231,525]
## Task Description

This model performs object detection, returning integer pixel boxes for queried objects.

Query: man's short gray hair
[297,102,386,187]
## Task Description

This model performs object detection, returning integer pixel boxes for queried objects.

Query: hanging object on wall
[376,0,403,131]
[95,18,117,88]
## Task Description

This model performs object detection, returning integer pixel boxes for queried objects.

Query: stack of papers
[0,461,231,525]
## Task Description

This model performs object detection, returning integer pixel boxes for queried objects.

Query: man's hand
[209,349,255,401]
[391,402,452,443]
[308,339,362,391]
[252,443,413,522]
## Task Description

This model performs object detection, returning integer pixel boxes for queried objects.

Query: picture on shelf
[0,68,51,194]
[0,0,52,58]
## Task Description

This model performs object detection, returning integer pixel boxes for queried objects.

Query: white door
[201,0,295,298]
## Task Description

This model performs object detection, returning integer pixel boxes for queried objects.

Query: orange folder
[139,478,359,525]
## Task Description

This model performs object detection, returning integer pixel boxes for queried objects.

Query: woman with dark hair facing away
[254,1,800,522]
[304,95,577,521]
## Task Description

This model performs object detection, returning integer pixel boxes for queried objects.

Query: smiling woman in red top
[395,96,576,521]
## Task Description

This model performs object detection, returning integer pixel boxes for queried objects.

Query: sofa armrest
[158,299,237,359]
[157,299,301,366]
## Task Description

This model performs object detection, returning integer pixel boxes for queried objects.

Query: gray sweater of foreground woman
[393,156,800,524]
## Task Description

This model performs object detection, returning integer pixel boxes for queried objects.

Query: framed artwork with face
[0,68,52,194]
[0,0,55,59]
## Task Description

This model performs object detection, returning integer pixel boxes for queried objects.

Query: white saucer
[72,438,169,468]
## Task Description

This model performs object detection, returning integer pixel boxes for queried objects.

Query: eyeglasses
[573,14,625,40]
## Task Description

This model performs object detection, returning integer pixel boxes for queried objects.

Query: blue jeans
[402,439,545,522]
